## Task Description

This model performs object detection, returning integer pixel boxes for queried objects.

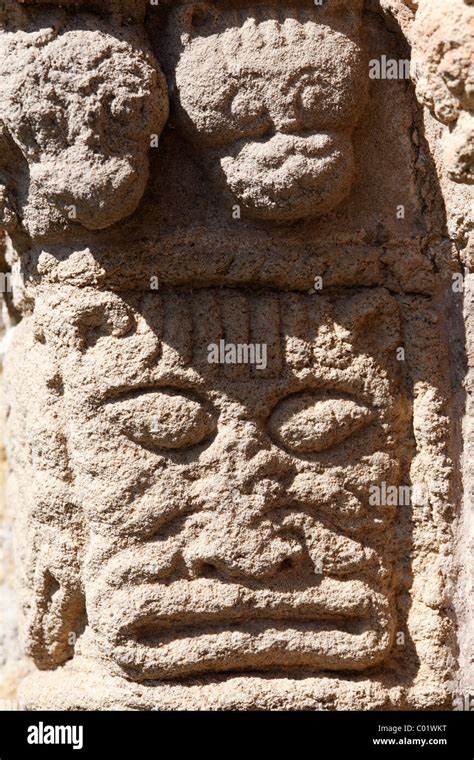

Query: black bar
[0,710,471,758]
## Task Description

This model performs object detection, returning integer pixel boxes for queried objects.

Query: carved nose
[182,421,300,580]
[214,422,294,477]
[265,98,301,134]
[271,114,300,134]
[183,528,304,581]
[183,482,302,582]
[215,421,270,460]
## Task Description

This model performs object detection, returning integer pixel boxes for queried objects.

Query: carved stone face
[0,11,168,235]
[31,286,405,681]
[169,2,367,220]
[1,0,463,713]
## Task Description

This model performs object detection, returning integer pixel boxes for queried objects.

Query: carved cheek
[174,47,236,143]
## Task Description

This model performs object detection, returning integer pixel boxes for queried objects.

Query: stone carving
[5,278,457,710]
[68,289,402,680]
[0,5,168,236]
[166,1,367,220]
[0,0,470,711]
[408,0,473,184]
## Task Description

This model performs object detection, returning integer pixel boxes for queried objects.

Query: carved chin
[217,131,355,221]
[31,152,149,231]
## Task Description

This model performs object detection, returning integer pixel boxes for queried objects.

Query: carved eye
[228,90,270,140]
[298,80,338,126]
[268,393,374,454]
[107,390,217,451]
[231,91,262,120]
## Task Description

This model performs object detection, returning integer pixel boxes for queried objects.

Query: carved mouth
[131,614,368,643]
[91,578,393,681]
[125,605,368,639]
[218,130,354,220]
[103,617,392,682]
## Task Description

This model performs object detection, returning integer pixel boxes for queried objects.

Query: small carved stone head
[168,0,368,220]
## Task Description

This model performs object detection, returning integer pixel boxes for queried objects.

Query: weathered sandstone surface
[0,0,472,710]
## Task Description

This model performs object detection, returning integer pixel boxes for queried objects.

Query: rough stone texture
[0,230,31,709]
[410,0,473,185]
[397,0,474,709]
[164,2,367,220]
[0,4,169,236]
[0,0,472,710]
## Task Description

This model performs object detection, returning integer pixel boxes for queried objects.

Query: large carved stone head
[1,0,467,713]
[11,285,404,683]
[167,0,368,221]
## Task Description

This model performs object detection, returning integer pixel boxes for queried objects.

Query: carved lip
[103,616,392,681]
[103,578,386,639]
[224,130,343,179]
[93,579,392,679]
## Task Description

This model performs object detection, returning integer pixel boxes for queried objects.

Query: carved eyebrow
[100,383,207,406]
[271,386,372,407]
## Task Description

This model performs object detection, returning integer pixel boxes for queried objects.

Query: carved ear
[71,296,135,347]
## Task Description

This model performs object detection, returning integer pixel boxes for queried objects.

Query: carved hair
[172,0,364,42]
